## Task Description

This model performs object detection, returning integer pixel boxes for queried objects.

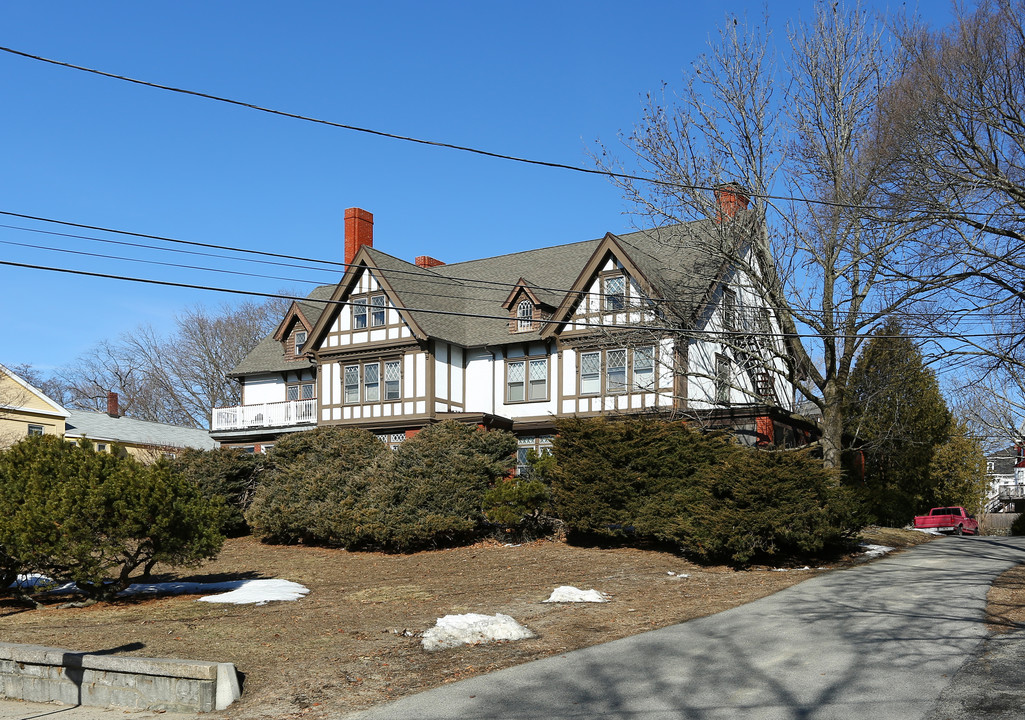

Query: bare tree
[596,2,941,467]
[882,0,1025,445]
[59,298,285,428]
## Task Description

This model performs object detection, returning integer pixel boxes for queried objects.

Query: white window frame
[365,362,380,402]
[370,294,386,327]
[580,351,601,395]
[715,354,731,405]
[633,346,655,391]
[604,275,626,311]
[384,360,401,401]
[517,299,534,331]
[27,424,43,436]
[723,287,737,332]
[294,330,308,354]
[352,299,368,329]
[343,364,360,404]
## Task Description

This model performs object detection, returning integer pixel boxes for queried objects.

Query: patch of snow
[770,566,811,572]
[666,571,690,578]
[860,543,895,558]
[9,575,309,606]
[196,579,310,605]
[913,528,944,535]
[421,613,534,651]
[543,586,609,603]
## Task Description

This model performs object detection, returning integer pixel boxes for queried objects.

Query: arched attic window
[517,299,534,331]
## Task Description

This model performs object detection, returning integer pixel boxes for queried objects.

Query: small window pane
[365,363,380,402]
[528,358,547,401]
[294,330,307,353]
[301,383,315,400]
[371,295,386,327]
[604,276,625,311]
[384,360,401,400]
[27,424,44,436]
[633,346,655,390]
[344,365,360,403]
[507,360,525,402]
[287,385,299,401]
[517,300,534,331]
[607,349,626,393]
[352,300,368,329]
[581,352,600,395]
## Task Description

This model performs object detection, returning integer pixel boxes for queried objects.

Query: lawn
[1,529,930,720]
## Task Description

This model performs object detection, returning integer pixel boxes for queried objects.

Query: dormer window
[294,330,307,355]
[604,275,626,311]
[517,300,534,331]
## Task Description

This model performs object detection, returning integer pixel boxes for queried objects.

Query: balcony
[998,485,1025,502]
[211,399,317,432]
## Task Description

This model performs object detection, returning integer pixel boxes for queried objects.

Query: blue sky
[0,1,954,374]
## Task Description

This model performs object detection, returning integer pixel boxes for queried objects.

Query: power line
[4,44,1020,221]
[3,257,1022,342]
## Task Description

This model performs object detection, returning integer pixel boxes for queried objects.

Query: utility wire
[3,257,1022,342]
[4,44,1021,220]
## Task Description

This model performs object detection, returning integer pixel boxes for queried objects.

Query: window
[27,424,43,436]
[344,364,360,403]
[528,358,548,401]
[507,358,548,402]
[604,275,626,311]
[987,462,995,473]
[370,295,386,327]
[352,299,368,329]
[715,354,731,405]
[516,435,554,476]
[287,382,315,401]
[294,330,307,354]
[507,361,525,402]
[384,360,401,400]
[517,300,534,331]
[97,444,107,452]
[633,346,655,390]
[580,351,601,395]
[723,288,737,332]
[607,349,627,393]
[365,362,380,402]
[376,432,406,451]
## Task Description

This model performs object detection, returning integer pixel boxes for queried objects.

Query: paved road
[346,536,1025,720]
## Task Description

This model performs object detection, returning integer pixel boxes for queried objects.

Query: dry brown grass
[0,530,929,720]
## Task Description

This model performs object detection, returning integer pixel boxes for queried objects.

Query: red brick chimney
[714,182,750,222]
[415,255,445,269]
[344,208,374,265]
[107,392,120,418]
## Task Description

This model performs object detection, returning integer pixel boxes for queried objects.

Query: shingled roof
[229,284,335,377]
[64,410,218,450]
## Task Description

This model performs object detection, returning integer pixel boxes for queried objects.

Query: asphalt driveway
[346,536,1025,720]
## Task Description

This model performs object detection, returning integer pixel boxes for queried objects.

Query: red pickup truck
[913,506,980,536]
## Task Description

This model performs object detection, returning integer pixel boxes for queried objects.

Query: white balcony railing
[211,399,317,432]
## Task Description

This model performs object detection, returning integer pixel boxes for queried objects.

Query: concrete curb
[0,642,239,713]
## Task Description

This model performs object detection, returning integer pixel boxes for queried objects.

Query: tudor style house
[211,190,810,460]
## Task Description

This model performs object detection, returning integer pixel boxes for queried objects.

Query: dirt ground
[0,529,932,720]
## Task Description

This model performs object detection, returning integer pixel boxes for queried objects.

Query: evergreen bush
[1010,513,1025,537]
[169,447,265,536]
[549,417,865,565]
[0,436,227,601]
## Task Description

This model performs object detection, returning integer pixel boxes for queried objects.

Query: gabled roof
[262,214,748,371]
[0,362,69,418]
[64,410,218,450]
[229,284,335,377]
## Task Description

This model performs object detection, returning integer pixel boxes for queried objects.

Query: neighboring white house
[986,445,1025,512]
[211,191,815,457]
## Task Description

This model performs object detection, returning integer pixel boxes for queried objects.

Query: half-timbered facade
[212,192,809,452]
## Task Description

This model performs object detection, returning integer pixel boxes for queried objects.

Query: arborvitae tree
[929,423,989,517]
[844,319,952,525]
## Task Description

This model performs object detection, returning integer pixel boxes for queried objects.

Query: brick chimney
[415,255,445,269]
[344,208,374,265]
[714,182,751,222]
[107,392,120,418]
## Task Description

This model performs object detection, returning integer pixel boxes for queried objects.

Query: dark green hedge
[549,417,865,565]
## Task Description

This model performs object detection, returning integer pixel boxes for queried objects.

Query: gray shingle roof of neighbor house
[987,446,1019,475]
[64,410,218,450]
